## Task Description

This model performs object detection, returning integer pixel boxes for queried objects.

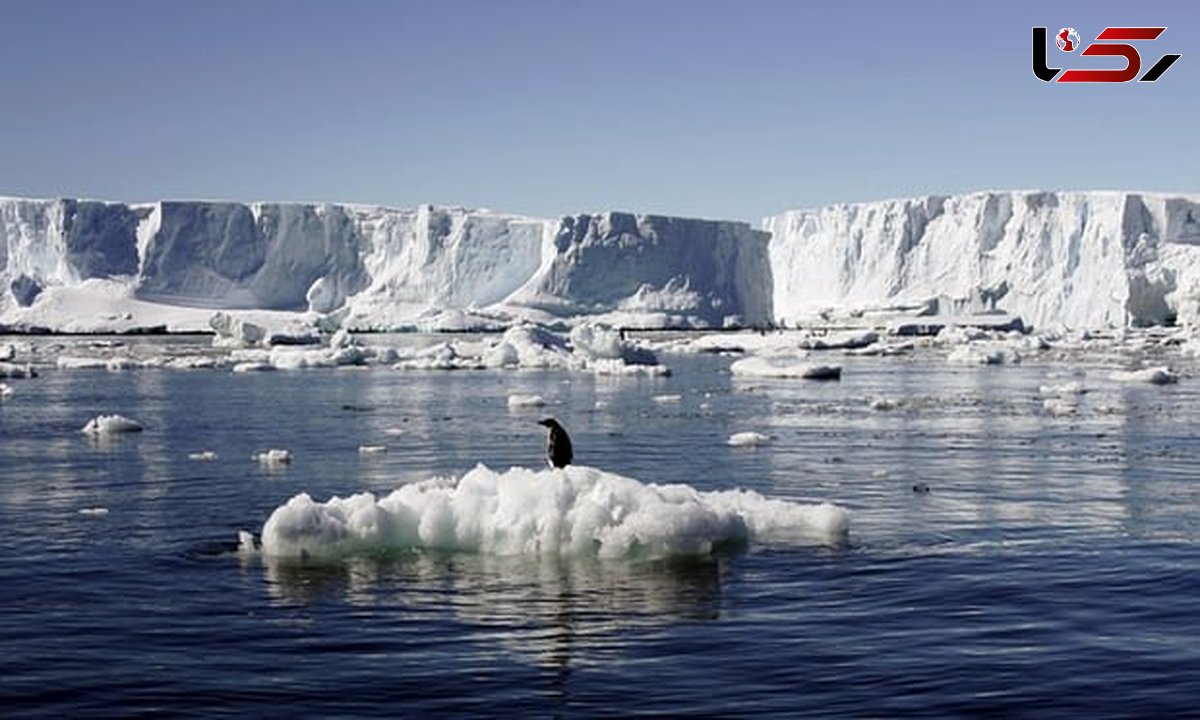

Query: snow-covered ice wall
[0,197,770,330]
[766,191,1200,330]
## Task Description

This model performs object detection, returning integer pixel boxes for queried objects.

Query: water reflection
[260,551,725,671]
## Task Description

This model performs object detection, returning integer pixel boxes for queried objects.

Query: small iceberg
[727,431,771,447]
[81,414,144,435]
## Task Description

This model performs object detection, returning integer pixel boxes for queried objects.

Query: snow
[258,463,849,560]
[81,414,143,435]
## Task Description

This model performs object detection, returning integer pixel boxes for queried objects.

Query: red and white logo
[1033,26,1181,82]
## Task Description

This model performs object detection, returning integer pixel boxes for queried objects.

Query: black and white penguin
[537,418,573,469]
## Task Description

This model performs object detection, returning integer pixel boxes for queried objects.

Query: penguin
[537,418,574,469]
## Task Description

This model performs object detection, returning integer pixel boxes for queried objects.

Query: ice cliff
[0,198,770,331]
[766,191,1200,330]
[4,191,1200,333]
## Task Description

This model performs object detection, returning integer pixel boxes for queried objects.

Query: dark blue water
[2,339,1199,717]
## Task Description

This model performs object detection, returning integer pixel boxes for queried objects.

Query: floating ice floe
[480,322,668,375]
[210,312,268,348]
[1110,366,1179,385]
[799,330,879,351]
[653,394,683,403]
[0,383,12,400]
[729,354,842,380]
[255,449,292,465]
[257,464,849,560]
[358,445,388,455]
[188,451,218,461]
[78,507,110,517]
[1039,381,1087,397]
[81,414,144,435]
[1042,398,1078,417]
[947,344,1019,365]
[727,431,771,447]
[507,393,546,408]
[868,397,901,411]
[0,362,37,379]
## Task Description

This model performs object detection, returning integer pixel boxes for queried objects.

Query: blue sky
[0,1,1195,221]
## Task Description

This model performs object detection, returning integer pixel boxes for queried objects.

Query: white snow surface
[258,463,849,560]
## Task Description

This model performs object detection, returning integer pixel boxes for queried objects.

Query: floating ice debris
[507,393,546,408]
[232,361,275,373]
[81,414,144,435]
[78,507,109,516]
[727,431,771,447]
[799,330,878,351]
[730,355,842,380]
[358,445,388,455]
[188,451,218,461]
[1042,398,1078,417]
[0,362,37,379]
[210,312,267,348]
[0,344,15,361]
[653,394,683,403]
[259,464,849,560]
[947,344,1018,365]
[868,397,901,411]
[1110,366,1179,385]
[383,426,407,436]
[0,383,12,400]
[237,530,258,554]
[1039,381,1087,397]
[255,449,292,465]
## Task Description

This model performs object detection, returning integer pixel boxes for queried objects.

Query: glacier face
[5,191,1200,333]
[0,197,770,330]
[765,191,1200,330]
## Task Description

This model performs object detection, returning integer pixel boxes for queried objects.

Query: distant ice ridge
[258,464,849,560]
[766,191,1200,331]
[1,197,770,332]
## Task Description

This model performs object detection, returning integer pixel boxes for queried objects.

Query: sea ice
[81,414,144,435]
[255,449,292,465]
[507,393,546,408]
[729,355,842,380]
[258,463,849,560]
[1110,366,1179,385]
[727,431,771,447]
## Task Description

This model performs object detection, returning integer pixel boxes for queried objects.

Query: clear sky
[0,0,1196,221]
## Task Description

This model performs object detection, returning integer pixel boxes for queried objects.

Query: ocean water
[2,337,1199,717]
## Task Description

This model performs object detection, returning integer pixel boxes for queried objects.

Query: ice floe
[81,414,144,435]
[258,464,849,560]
